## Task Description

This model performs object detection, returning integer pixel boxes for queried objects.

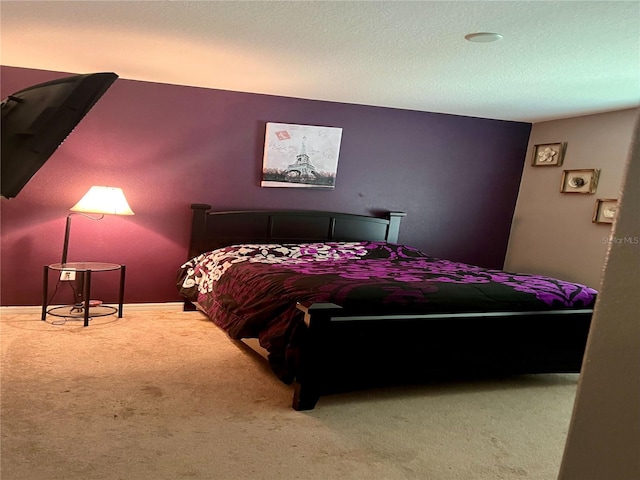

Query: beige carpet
[1,309,578,480]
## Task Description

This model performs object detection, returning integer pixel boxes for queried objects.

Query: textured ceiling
[1,1,639,122]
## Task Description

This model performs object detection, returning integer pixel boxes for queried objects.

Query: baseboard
[0,302,185,315]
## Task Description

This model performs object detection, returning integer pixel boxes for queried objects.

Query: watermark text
[602,236,639,245]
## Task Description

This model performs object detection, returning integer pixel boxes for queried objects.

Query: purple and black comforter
[177,242,597,382]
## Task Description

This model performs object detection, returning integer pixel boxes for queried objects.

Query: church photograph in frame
[261,122,343,189]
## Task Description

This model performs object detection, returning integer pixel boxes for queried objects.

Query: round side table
[42,262,126,327]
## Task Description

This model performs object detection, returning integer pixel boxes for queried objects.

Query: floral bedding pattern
[177,242,597,383]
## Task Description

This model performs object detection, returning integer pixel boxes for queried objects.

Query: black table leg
[118,265,126,318]
[41,266,49,321]
[83,270,92,327]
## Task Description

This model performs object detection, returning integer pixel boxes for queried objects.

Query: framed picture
[261,122,343,189]
[531,142,566,166]
[560,169,600,194]
[592,198,618,224]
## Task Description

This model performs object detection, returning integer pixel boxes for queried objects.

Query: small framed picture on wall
[531,142,567,166]
[560,169,600,194]
[592,198,618,224]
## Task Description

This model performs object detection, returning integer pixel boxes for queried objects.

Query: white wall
[504,108,639,288]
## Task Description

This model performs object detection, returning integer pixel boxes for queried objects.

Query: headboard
[187,204,407,260]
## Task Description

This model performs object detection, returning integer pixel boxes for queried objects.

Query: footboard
[292,303,592,410]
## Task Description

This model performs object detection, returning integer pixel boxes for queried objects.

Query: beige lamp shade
[70,186,134,215]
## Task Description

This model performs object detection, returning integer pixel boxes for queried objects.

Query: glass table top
[48,262,123,272]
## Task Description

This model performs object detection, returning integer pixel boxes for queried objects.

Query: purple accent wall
[0,66,531,306]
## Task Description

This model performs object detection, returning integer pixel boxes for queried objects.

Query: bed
[177,204,596,410]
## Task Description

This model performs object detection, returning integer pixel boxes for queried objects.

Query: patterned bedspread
[177,242,597,382]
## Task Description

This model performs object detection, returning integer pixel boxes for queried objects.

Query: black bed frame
[185,204,593,410]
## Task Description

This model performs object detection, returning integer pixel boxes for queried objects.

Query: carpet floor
[1,309,578,480]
